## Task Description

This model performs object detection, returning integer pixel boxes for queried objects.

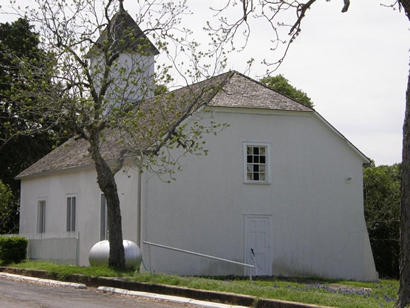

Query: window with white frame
[100,194,108,240]
[37,200,46,233]
[244,143,270,183]
[66,196,76,232]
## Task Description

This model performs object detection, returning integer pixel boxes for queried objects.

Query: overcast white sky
[1,0,409,166]
[180,0,409,166]
[275,0,409,166]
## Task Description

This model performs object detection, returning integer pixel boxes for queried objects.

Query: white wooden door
[244,215,272,276]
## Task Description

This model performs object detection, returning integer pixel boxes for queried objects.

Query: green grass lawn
[4,260,398,308]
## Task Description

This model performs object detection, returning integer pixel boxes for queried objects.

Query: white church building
[16,7,378,281]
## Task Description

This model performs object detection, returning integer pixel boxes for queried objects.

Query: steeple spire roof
[88,4,159,57]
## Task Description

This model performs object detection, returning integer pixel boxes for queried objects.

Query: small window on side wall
[244,143,270,184]
[66,196,76,232]
[37,200,46,233]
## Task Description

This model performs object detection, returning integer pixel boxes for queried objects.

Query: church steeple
[88,1,159,57]
[87,0,158,105]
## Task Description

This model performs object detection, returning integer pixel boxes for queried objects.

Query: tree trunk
[397,4,410,307]
[398,70,410,308]
[88,134,125,269]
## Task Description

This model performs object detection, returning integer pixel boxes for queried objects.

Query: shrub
[0,236,28,264]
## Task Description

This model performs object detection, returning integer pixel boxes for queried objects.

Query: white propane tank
[88,240,142,269]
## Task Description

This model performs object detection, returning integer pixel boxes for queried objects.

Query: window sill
[243,181,271,185]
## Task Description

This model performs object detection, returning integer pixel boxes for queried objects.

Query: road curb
[0,272,86,289]
[0,267,332,308]
[98,286,247,308]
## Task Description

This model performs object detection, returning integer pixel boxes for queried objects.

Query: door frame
[243,214,273,276]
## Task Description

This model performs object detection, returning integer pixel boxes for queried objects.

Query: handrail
[143,240,255,280]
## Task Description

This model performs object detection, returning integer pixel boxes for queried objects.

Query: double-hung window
[66,196,76,232]
[37,200,46,233]
[244,143,270,184]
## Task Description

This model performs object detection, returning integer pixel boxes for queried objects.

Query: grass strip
[5,260,398,308]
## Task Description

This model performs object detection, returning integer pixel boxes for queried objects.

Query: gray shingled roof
[16,71,312,179]
[209,72,311,112]
[88,10,159,57]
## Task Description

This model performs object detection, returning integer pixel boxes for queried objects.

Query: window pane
[72,197,76,232]
[38,201,45,233]
[66,198,71,232]
[245,144,269,183]
[66,197,76,232]
[42,202,45,233]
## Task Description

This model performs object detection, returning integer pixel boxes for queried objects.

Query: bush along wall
[0,236,27,264]
[363,163,401,278]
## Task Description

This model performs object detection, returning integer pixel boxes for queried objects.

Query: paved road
[0,277,199,308]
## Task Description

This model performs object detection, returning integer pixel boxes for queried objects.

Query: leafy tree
[6,0,227,269]
[206,1,409,305]
[260,75,314,108]
[154,84,168,96]
[0,18,67,233]
[363,163,401,278]
[0,18,58,149]
[0,181,16,234]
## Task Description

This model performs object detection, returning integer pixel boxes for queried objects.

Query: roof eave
[15,163,95,180]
